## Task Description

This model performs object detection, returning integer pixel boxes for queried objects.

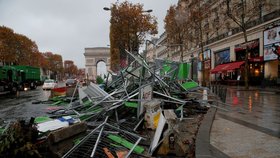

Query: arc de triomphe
[84,47,110,80]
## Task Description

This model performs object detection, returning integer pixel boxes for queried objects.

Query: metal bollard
[203,88,208,101]
[222,87,227,103]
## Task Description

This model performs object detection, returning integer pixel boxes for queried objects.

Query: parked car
[65,79,77,87]
[42,79,57,90]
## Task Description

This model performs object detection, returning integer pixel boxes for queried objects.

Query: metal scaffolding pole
[90,116,108,157]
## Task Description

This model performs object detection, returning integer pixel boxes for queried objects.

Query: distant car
[80,79,87,86]
[65,79,77,87]
[42,79,57,90]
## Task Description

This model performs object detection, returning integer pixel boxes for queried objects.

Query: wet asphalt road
[0,81,66,122]
[0,86,52,122]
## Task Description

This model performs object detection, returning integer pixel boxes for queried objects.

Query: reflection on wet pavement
[218,88,280,136]
[211,87,280,158]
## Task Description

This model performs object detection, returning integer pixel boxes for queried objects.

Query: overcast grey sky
[0,0,177,68]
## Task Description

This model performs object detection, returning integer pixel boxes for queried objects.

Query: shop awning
[210,61,245,74]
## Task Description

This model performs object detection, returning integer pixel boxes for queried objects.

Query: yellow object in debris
[144,100,162,130]
[153,112,161,128]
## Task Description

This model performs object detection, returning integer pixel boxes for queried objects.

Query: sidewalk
[210,113,280,157]
[196,86,280,158]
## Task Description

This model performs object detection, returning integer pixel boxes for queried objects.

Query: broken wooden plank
[48,121,87,144]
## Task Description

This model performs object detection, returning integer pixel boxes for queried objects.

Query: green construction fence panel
[107,134,144,154]
[124,101,138,108]
[181,81,199,91]
[177,63,191,80]
[35,116,53,124]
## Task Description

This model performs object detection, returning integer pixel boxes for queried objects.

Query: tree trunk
[180,44,184,62]
[199,26,205,86]
[243,29,249,90]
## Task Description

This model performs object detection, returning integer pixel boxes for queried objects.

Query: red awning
[210,61,245,74]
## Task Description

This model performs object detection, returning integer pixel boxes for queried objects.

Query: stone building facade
[146,0,280,85]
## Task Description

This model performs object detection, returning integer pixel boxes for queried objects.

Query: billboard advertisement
[264,26,280,45]
[264,42,280,61]
[203,49,211,61]
[264,26,280,61]
[215,49,230,65]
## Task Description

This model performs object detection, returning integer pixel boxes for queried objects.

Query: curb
[195,107,217,158]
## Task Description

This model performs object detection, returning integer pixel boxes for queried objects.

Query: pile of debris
[0,50,213,158]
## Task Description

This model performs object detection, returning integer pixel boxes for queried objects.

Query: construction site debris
[0,49,221,158]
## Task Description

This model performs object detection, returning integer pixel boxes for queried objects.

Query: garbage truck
[0,65,41,95]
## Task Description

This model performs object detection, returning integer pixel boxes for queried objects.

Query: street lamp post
[143,9,153,13]
[190,53,194,80]
[145,39,157,61]
[103,7,110,11]
[103,7,152,13]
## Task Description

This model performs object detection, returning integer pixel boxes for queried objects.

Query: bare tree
[109,1,157,72]
[165,0,227,85]
[226,0,274,89]
[164,3,190,62]
[187,0,221,86]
